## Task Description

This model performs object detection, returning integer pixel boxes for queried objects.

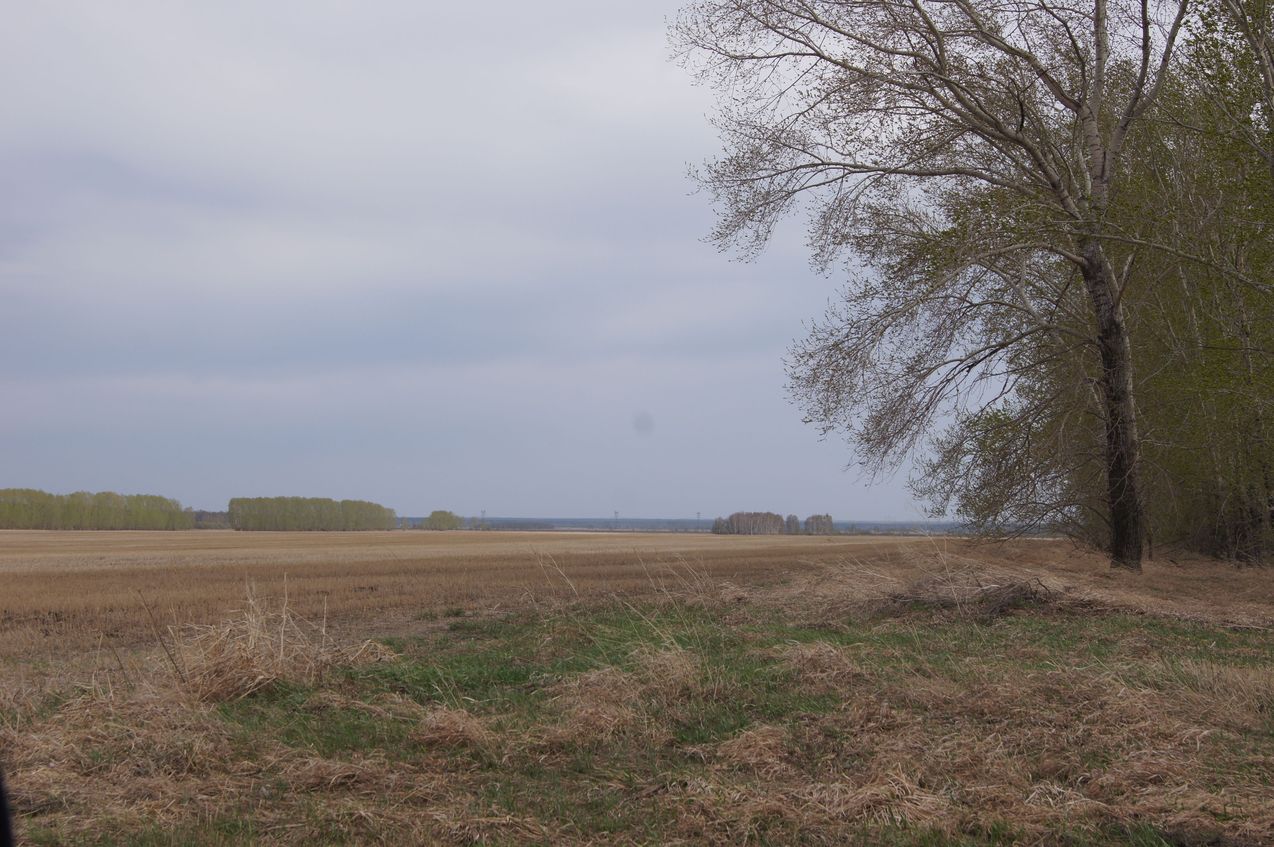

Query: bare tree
[674,0,1189,568]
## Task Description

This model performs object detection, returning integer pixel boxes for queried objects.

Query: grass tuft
[178,590,395,703]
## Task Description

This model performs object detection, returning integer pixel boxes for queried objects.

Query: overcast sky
[0,1,920,520]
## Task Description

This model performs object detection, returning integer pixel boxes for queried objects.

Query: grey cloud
[0,1,918,520]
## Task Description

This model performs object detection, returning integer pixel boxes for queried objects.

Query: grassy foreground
[3,563,1273,845]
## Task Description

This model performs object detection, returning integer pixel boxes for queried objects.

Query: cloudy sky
[0,1,919,520]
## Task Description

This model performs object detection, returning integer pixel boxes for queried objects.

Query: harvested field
[2,532,1273,845]
[0,530,931,656]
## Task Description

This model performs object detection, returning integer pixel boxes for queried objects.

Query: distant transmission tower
[613,510,619,531]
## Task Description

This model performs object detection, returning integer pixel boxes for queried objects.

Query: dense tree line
[227,497,397,531]
[677,0,1274,566]
[804,514,835,535]
[0,489,194,530]
[419,510,464,530]
[712,512,836,535]
[907,4,1274,562]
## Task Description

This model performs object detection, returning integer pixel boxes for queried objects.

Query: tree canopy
[422,510,464,531]
[676,0,1272,565]
[227,497,397,531]
[0,489,194,530]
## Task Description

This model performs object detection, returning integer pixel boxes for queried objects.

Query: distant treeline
[711,512,835,535]
[0,488,194,530]
[192,510,231,530]
[228,497,397,531]
[420,510,463,530]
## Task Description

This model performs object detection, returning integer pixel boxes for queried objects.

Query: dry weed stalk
[176,587,393,702]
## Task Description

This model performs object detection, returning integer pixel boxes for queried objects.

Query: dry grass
[543,645,709,750]
[412,707,495,753]
[712,724,791,776]
[768,540,1274,630]
[548,665,648,742]
[1151,659,1274,731]
[3,532,1274,845]
[772,640,867,694]
[176,591,395,703]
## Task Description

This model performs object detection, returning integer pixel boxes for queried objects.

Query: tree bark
[1082,242,1146,569]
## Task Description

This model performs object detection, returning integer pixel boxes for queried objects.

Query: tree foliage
[227,497,397,531]
[676,0,1273,565]
[0,489,194,530]
[422,510,464,531]
[711,511,836,534]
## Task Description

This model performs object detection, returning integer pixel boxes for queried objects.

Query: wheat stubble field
[0,530,918,656]
[3,531,1274,846]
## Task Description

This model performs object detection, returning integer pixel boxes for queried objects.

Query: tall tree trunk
[1082,242,1147,569]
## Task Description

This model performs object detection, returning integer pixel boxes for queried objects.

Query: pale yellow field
[0,530,936,656]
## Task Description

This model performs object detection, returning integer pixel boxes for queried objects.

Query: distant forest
[711,512,835,535]
[0,489,194,530]
[227,497,397,531]
[0,490,868,536]
[0,490,399,531]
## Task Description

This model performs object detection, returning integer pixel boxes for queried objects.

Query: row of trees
[711,512,836,535]
[676,0,1274,567]
[227,497,397,531]
[415,510,464,530]
[0,489,194,530]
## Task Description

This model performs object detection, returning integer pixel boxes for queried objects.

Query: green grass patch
[219,683,415,758]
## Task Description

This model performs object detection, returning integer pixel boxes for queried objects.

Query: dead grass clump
[772,640,867,693]
[878,571,1059,620]
[717,581,751,605]
[426,807,556,845]
[631,645,704,700]
[412,706,494,752]
[713,724,790,777]
[542,646,711,749]
[1157,659,1274,728]
[281,753,395,793]
[795,767,951,825]
[8,690,232,782]
[544,648,707,747]
[672,767,951,844]
[0,687,237,833]
[548,665,646,742]
[178,591,395,702]
[671,777,802,844]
